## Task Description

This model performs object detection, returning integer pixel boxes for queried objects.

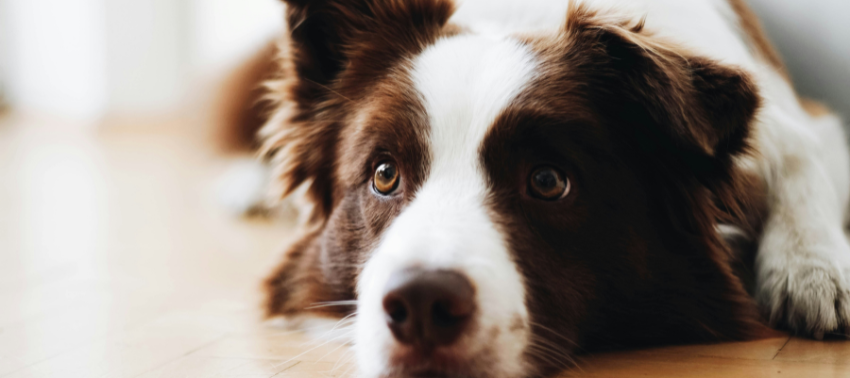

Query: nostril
[432,300,466,327]
[384,297,409,324]
[383,293,416,345]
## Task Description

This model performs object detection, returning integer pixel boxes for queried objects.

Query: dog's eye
[529,166,570,200]
[374,162,400,195]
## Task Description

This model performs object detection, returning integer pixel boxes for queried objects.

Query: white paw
[756,244,850,338]
[214,158,272,216]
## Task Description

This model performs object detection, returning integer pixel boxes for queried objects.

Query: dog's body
[227,0,850,376]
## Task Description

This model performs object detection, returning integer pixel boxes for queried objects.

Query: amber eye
[529,166,570,200]
[373,162,400,195]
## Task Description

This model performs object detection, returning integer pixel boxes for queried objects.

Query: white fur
[751,87,850,337]
[354,35,539,378]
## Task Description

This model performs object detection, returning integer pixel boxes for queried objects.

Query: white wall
[3,0,108,119]
[190,0,283,76]
[0,0,281,121]
[1,0,844,121]
[748,0,850,119]
[0,0,10,106]
[103,0,190,115]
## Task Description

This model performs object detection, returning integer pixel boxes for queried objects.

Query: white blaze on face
[355,34,540,377]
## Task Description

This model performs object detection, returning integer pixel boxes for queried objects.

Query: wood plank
[774,338,850,365]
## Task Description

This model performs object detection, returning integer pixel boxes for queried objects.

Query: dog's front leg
[755,105,850,338]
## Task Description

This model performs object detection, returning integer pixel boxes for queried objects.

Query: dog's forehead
[409,34,540,176]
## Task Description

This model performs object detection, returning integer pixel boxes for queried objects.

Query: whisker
[526,335,578,371]
[526,347,575,373]
[530,334,574,354]
[525,345,567,370]
[330,346,357,373]
[318,312,358,339]
[291,318,350,335]
[305,300,359,310]
[340,359,359,378]
[527,339,574,362]
[316,329,356,363]
[529,321,579,346]
[277,325,356,367]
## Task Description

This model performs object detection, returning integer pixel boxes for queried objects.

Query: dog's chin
[378,344,519,378]
[387,349,471,378]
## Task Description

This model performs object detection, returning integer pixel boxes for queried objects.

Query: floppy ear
[565,7,760,169]
[282,0,454,100]
[607,37,759,162]
[260,0,454,222]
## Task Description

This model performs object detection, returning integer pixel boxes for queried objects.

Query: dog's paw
[756,251,850,339]
[215,158,272,217]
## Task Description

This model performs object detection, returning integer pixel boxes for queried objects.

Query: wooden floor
[1,113,849,378]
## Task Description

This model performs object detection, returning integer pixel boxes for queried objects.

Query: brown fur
[261,0,453,323]
[799,97,834,118]
[264,228,354,318]
[481,5,770,373]
[215,42,279,152]
[259,0,457,224]
[259,1,775,376]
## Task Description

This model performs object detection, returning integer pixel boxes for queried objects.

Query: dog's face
[262,1,769,377]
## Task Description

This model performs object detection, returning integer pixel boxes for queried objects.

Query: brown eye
[529,166,570,200]
[374,162,400,195]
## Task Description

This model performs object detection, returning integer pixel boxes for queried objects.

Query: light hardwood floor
[1,114,848,378]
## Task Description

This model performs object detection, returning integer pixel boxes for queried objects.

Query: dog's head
[262,1,768,377]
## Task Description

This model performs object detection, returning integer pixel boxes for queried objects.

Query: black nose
[382,269,476,350]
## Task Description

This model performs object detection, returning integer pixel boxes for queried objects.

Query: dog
[220,0,850,376]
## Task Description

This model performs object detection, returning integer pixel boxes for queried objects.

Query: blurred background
[0,1,847,376]
[0,0,283,123]
[0,0,848,123]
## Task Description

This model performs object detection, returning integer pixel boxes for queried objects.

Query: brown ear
[562,6,766,241]
[261,0,454,222]
[566,6,760,165]
[610,43,760,161]
[282,0,454,98]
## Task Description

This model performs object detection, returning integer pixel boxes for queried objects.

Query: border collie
[223,0,850,376]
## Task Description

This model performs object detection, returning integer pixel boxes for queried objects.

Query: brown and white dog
[220,0,850,376]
